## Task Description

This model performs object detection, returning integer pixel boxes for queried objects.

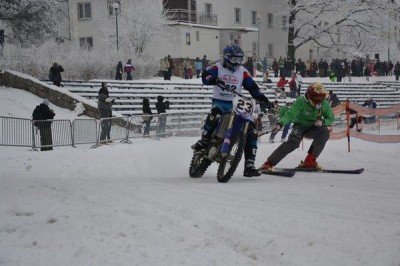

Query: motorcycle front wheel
[217,132,246,183]
[189,151,212,178]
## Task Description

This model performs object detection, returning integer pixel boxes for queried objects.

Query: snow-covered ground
[1,85,400,266]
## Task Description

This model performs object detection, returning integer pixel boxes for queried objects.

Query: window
[234,8,241,23]
[78,2,92,20]
[79,37,93,49]
[186,33,191,45]
[282,16,287,31]
[267,13,273,28]
[251,11,257,25]
[205,3,212,17]
[196,31,200,42]
[268,43,274,58]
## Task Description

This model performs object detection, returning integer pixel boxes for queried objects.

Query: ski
[260,170,296,177]
[275,167,364,174]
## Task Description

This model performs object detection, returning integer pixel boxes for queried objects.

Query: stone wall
[0,70,99,119]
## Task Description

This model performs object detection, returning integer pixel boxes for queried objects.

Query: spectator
[329,71,337,82]
[278,56,284,77]
[142,98,153,136]
[242,57,254,75]
[201,55,208,71]
[272,58,279,77]
[261,56,269,82]
[276,75,288,97]
[159,56,170,80]
[98,86,114,144]
[288,72,297,99]
[115,61,123,80]
[155,95,170,137]
[124,59,135,80]
[394,62,400,81]
[183,57,191,79]
[49,62,64,87]
[329,90,341,108]
[388,61,394,76]
[318,59,325,77]
[194,57,202,78]
[296,72,303,97]
[167,55,174,80]
[99,82,109,97]
[267,100,280,141]
[362,97,377,124]
[269,100,294,143]
[364,65,371,81]
[348,107,363,132]
[32,99,56,151]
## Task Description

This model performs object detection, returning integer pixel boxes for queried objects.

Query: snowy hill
[1,86,400,265]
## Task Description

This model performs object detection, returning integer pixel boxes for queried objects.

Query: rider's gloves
[271,123,282,133]
[260,98,273,110]
[215,78,227,90]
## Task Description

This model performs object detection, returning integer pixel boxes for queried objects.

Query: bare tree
[116,0,171,56]
[0,0,61,46]
[287,0,397,59]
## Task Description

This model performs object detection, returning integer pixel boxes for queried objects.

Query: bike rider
[191,44,272,177]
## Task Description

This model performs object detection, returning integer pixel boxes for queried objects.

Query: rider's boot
[191,130,211,151]
[243,157,261,177]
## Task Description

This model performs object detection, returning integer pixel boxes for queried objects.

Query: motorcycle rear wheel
[217,132,246,183]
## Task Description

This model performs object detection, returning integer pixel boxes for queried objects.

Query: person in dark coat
[115,61,123,80]
[329,90,341,108]
[99,82,109,97]
[32,99,56,151]
[155,95,170,136]
[98,89,114,144]
[49,62,64,87]
[362,97,377,124]
[142,98,153,136]
[167,55,174,80]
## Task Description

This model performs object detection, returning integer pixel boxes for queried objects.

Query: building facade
[64,0,290,63]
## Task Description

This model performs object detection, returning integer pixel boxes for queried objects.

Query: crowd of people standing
[271,56,400,82]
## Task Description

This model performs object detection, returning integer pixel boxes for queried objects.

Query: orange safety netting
[328,100,400,145]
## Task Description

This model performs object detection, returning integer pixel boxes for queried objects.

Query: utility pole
[113,1,120,51]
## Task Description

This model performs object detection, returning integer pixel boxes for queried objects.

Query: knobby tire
[217,132,246,183]
[189,151,212,178]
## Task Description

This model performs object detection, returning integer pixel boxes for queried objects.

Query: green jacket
[279,97,335,127]
[278,105,289,118]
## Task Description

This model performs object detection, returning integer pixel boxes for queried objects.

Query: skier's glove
[314,120,323,127]
[271,123,282,133]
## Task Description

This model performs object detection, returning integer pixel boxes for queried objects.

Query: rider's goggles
[228,56,243,64]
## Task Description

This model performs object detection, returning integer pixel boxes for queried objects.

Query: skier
[191,44,272,177]
[259,82,335,171]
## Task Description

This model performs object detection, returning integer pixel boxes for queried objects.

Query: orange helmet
[306,82,327,105]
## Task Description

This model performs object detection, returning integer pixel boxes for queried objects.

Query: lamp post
[112,1,120,51]
[257,15,261,60]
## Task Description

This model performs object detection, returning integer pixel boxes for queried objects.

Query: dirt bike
[189,91,255,183]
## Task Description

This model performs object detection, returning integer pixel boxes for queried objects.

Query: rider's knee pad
[204,107,222,130]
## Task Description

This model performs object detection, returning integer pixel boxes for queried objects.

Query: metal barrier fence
[0,112,204,150]
[0,116,33,147]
